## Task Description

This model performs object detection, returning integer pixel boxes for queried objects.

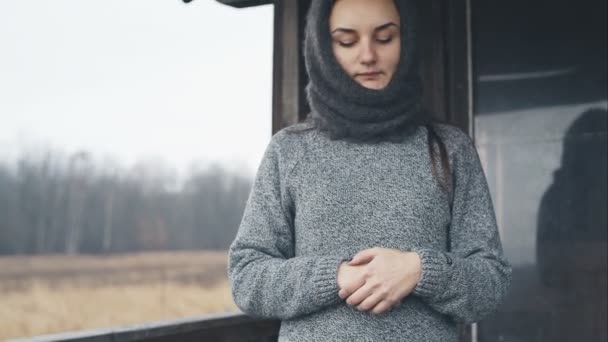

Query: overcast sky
[0,0,273,179]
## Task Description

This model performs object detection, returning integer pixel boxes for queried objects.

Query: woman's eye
[338,41,355,47]
[377,37,393,44]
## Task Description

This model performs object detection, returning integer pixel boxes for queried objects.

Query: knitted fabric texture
[228,123,512,342]
[304,0,427,143]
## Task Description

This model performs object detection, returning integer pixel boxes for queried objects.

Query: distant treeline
[0,150,253,256]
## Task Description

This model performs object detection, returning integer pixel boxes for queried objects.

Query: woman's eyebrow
[374,22,399,32]
[331,22,399,35]
[331,27,356,35]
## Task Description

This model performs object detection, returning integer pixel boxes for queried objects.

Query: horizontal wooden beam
[11,312,280,342]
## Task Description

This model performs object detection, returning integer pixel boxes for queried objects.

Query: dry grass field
[0,251,239,341]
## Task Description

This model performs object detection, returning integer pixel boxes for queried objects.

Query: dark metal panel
[472,0,607,114]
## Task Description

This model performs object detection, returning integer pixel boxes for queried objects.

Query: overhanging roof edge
[214,0,273,8]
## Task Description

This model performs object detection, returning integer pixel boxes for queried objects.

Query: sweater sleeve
[227,132,349,320]
[411,129,512,323]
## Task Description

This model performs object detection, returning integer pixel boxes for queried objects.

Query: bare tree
[1,149,253,256]
[65,151,90,255]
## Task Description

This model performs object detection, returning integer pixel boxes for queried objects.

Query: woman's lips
[357,72,382,79]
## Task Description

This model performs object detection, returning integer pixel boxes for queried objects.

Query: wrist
[404,251,422,283]
[412,252,422,284]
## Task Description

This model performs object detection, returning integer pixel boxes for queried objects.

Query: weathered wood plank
[10,312,280,342]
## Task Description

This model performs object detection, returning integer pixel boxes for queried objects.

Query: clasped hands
[337,247,422,315]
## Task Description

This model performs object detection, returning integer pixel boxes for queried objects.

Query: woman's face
[329,0,401,90]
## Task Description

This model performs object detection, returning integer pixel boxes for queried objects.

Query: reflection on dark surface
[473,0,607,341]
[536,109,607,340]
[476,107,608,341]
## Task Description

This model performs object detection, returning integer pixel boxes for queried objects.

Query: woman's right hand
[337,261,366,300]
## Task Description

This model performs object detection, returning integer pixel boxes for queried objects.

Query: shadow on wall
[536,108,607,341]
[478,108,608,342]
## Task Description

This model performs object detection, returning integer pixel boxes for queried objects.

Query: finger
[345,282,374,306]
[356,290,385,312]
[339,273,367,299]
[349,249,377,265]
[371,300,393,315]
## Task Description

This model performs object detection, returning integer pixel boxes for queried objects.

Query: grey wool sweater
[227,122,512,342]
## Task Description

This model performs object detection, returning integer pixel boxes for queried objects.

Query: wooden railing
[11,312,280,342]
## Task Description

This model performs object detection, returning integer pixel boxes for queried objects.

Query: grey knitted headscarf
[304,0,427,143]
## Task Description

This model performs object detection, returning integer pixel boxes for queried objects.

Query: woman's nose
[359,40,377,65]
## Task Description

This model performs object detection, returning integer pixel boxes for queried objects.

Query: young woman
[228,0,512,340]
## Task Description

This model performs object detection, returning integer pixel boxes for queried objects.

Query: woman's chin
[357,79,389,90]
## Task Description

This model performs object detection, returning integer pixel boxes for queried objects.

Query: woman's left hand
[338,247,422,315]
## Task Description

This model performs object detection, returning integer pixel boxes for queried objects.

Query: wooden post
[272,0,310,134]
